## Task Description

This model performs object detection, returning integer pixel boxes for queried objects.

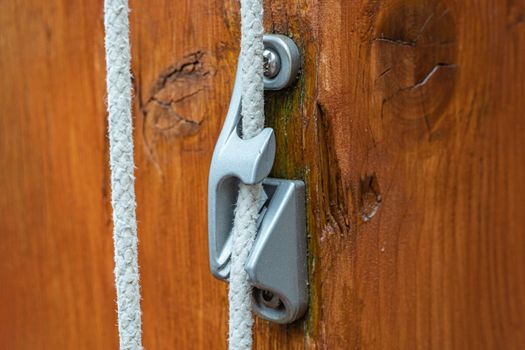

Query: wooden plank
[128,1,233,348]
[1,0,525,349]
[0,0,117,348]
[306,0,525,348]
[128,0,310,348]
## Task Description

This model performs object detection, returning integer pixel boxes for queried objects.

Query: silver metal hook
[208,34,307,324]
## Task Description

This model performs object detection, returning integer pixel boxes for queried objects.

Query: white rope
[228,0,265,349]
[104,0,261,348]
[104,1,143,349]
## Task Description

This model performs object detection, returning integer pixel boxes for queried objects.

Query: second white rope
[228,0,265,348]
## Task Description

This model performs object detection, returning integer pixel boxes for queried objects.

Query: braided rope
[228,0,265,349]
[104,0,262,348]
[103,0,143,349]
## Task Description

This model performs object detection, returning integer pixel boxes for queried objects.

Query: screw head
[263,34,300,90]
[263,48,281,79]
[260,289,282,309]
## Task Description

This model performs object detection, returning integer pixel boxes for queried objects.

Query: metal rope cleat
[207,34,308,324]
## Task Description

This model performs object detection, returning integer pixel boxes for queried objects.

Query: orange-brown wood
[307,1,525,348]
[1,0,525,349]
[0,0,117,348]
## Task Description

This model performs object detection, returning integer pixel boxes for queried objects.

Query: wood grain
[1,0,525,349]
[307,0,525,348]
[0,0,117,348]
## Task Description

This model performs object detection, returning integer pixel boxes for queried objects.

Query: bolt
[260,289,282,309]
[263,48,281,79]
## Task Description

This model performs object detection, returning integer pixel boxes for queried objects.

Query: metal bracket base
[247,178,307,324]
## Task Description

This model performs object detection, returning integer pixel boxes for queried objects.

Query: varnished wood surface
[308,1,525,348]
[1,0,525,349]
[0,0,117,348]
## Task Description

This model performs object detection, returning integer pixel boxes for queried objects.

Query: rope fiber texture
[104,0,143,349]
[104,0,262,348]
[228,0,265,349]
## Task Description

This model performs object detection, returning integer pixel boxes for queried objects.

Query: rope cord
[228,0,265,349]
[103,0,262,348]
[104,0,143,349]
